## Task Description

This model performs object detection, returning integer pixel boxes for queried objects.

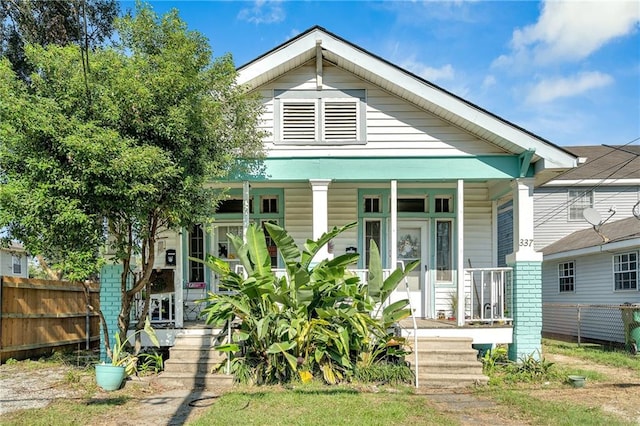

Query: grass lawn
[190,385,456,426]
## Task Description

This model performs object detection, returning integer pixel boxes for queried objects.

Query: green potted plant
[95,317,159,391]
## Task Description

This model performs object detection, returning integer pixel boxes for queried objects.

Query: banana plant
[199,222,419,385]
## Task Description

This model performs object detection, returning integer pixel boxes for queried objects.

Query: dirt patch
[537,353,640,424]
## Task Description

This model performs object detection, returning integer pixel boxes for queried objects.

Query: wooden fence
[0,276,100,363]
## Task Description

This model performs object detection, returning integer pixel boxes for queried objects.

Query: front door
[395,221,429,318]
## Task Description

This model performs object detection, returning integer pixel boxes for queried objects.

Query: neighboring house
[534,145,640,250]
[497,145,640,266]
[100,26,578,360]
[541,216,640,343]
[0,243,28,278]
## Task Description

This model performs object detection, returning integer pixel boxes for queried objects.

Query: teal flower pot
[95,364,126,391]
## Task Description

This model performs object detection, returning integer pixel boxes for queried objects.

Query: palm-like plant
[199,222,418,384]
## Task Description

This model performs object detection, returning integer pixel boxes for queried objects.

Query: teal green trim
[519,149,535,178]
[228,156,521,181]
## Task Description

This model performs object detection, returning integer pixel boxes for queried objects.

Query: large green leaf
[264,221,300,266]
[245,223,272,276]
[300,222,357,269]
[367,239,384,301]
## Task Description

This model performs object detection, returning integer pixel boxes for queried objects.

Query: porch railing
[463,267,513,324]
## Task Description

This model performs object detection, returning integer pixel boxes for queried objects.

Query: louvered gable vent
[282,102,316,140]
[323,101,358,141]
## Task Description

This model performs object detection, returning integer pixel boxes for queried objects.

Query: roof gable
[238,26,577,173]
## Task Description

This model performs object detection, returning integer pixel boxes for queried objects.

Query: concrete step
[415,337,475,350]
[163,359,227,374]
[415,348,480,362]
[418,373,489,388]
[418,360,485,375]
[156,372,234,390]
[171,334,228,347]
[167,347,227,362]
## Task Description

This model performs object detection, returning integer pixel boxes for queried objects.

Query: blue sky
[120,1,640,148]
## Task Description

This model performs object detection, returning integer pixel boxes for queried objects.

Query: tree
[0,0,119,80]
[0,4,265,347]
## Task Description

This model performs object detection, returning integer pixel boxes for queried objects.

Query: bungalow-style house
[542,216,640,344]
[99,27,578,367]
[0,243,28,278]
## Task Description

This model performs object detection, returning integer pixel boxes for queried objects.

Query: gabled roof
[543,216,640,258]
[544,145,640,183]
[238,26,577,174]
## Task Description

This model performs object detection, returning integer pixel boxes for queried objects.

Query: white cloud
[498,0,640,66]
[401,59,455,82]
[482,75,496,90]
[526,71,614,103]
[237,1,285,25]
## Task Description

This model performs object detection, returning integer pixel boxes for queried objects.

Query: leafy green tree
[0,0,119,80]
[200,222,418,385]
[0,4,265,346]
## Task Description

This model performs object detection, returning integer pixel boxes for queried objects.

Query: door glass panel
[398,227,421,291]
[364,220,381,268]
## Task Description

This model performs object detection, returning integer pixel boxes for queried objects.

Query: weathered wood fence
[0,276,100,363]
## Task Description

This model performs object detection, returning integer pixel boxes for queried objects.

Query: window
[260,196,279,214]
[189,225,205,282]
[436,220,452,281]
[216,198,252,214]
[568,189,593,221]
[398,197,427,213]
[275,89,365,144]
[558,261,575,292]
[12,254,21,275]
[262,220,279,267]
[364,196,381,213]
[364,220,381,268]
[614,252,638,291]
[435,196,453,213]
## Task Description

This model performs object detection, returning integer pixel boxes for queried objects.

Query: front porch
[131,266,513,348]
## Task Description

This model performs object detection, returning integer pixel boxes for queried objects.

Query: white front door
[394,221,429,318]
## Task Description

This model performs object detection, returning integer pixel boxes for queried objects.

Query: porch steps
[412,337,488,388]
[156,328,234,390]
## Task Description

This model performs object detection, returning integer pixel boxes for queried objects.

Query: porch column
[456,180,465,326]
[390,180,398,268]
[174,231,184,328]
[99,264,123,362]
[310,179,332,261]
[505,178,543,361]
[242,181,250,243]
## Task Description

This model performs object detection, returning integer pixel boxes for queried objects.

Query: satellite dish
[583,208,602,226]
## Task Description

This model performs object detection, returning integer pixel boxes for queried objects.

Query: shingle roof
[542,216,640,255]
[559,145,640,180]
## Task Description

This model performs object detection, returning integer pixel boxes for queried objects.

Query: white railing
[463,267,513,324]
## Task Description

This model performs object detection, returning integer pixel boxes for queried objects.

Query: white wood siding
[284,186,313,249]
[327,184,358,255]
[0,250,28,278]
[257,61,507,157]
[534,186,639,250]
[542,249,639,343]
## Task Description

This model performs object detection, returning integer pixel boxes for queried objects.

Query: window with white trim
[568,189,593,221]
[558,261,575,293]
[12,254,21,275]
[275,89,365,144]
[614,252,638,291]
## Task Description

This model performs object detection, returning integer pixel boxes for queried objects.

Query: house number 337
[519,239,534,247]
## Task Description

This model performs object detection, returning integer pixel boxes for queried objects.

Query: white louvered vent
[282,102,316,140]
[323,101,358,141]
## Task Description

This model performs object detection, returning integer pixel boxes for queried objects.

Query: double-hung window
[558,261,575,293]
[568,189,593,221]
[614,252,638,291]
[275,89,365,144]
